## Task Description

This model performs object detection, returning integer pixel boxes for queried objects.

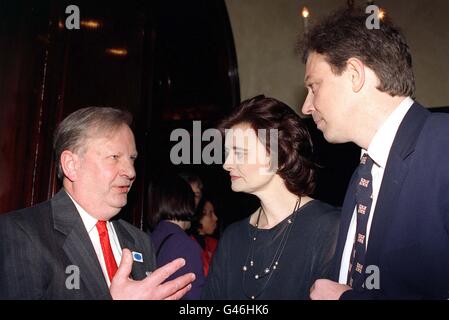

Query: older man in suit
[0,107,195,299]
[301,8,449,299]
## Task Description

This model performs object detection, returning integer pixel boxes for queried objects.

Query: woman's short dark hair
[298,7,415,98]
[179,172,203,190]
[146,174,195,230]
[219,95,315,197]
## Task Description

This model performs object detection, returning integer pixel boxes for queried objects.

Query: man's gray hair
[53,107,133,180]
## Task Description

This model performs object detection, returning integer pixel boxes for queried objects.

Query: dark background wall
[225,0,449,110]
[0,0,241,228]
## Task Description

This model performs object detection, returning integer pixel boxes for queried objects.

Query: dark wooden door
[0,0,55,213]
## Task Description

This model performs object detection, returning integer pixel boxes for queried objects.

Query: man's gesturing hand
[110,248,195,300]
[310,279,351,300]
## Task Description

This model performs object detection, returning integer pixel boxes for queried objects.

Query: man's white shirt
[67,192,122,287]
[338,97,414,284]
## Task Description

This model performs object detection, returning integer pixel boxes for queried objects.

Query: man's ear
[346,58,365,93]
[60,150,80,182]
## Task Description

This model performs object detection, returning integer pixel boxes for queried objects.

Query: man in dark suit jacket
[0,107,195,299]
[299,8,449,299]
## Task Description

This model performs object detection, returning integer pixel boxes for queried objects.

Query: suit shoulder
[115,219,148,242]
[416,113,449,152]
[1,199,51,219]
[424,113,449,134]
[0,200,52,235]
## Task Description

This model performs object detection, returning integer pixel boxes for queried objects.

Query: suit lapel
[333,103,429,280]
[112,220,148,280]
[366,103,429,266]
[51,190,111,299]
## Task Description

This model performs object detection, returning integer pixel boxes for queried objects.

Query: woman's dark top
[151,220,205,299]
[202,200,340,300]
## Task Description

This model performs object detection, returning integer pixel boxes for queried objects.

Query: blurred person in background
[147,174,205,299]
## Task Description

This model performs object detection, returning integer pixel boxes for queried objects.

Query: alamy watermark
[366,5,382,30]
[65,265,80,290]
[65,5,80,30]
[364,265,380,290]
[169,121,278,173]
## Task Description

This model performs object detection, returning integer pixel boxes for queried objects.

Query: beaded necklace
[242,197,301,299]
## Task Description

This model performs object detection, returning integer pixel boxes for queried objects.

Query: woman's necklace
[241,197,301,300]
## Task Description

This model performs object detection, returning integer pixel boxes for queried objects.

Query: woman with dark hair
[179,172,204,209]
[202,95,340,300]
[190,196,219,276]
[147,175,205,299]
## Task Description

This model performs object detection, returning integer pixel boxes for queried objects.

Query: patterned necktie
[96,220,118,282]
[347,153,374,290]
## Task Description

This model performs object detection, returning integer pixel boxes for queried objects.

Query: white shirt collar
[66,190,99,233]
[365,97,414,168]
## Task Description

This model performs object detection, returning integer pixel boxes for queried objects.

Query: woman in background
[179,172,203,209]
[190,197,219,276]
[147,175,205,299]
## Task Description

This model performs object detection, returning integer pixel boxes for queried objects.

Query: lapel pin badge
[132,251,144,263]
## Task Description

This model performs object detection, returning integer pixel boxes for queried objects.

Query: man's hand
[310,279,351,300]
[110,248,195,300]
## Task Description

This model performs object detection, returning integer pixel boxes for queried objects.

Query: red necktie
[96,220,118,282]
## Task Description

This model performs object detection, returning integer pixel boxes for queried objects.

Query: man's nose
[301,93,315,115]
[121,159,136,180]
